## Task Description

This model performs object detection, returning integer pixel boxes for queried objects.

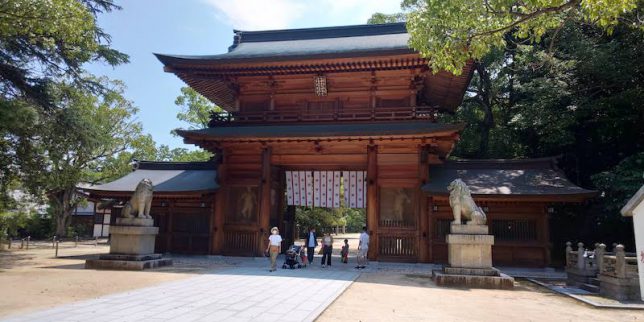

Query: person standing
[266,227,282,272]
[321,232,334,267]
[306,227,317,265]
[356,226,369,269]
[341,239,349,264]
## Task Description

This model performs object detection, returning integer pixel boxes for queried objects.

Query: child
[300,246,309,267]
[341,239,349,264]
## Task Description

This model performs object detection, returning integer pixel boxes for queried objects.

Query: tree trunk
[51,187,75,237]
[475,62,494,157]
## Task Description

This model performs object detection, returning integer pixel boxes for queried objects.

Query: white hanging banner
[287,170,342,207]
[343,171,367,209]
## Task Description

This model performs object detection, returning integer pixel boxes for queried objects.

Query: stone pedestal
[433,224,514,289]
[86,217,172,270]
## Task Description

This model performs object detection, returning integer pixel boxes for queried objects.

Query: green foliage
[440,18,643,250]
[402,0,639,74]
[6,79,146,236]
[172,87,223,134]
[344,208,367,232]
[592,153,644,214]
[367,12,406,24]
[0,211,53,239]
[295,207,365,235]
[0,0,128,106]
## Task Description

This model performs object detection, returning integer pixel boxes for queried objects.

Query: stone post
[615,244,626,278]
[577,242,585,270]
[596,243,606,273]
[565,242,572,267]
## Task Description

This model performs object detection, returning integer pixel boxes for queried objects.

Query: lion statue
[122,178,153,219]
[448,179,486,225]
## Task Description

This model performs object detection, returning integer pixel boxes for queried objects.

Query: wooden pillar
[167,201,174,253]
[211,191,225,254]
[366,144,378,260]
[418,147,430,262]
[542,204,551,266]
[211,160,227,255]
[258,147,272,255]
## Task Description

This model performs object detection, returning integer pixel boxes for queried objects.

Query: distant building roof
[422,157,596,201]
[155,23,411,65]
[177,121,464,141]
[81,161,219,198]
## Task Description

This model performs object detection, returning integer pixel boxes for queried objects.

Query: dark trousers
[321,246,332,266]
[307,246,315,265]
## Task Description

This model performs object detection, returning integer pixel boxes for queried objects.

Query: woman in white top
[266,227,282,272]
[320,232,334,267]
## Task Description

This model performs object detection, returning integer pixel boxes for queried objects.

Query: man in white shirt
[356,226,369,269]
[306,227,318,265]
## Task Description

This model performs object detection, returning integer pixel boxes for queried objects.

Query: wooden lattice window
[490,219,537,241]
[434,219,452,239]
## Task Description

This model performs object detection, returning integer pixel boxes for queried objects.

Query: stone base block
[109,225,159,255]
[447,234,494,269]
[432,270,514,289]
[444,266,500,276]
[85,258,172,271]
[99,253,163,261]
[565,267,598,287]
[598,274,641,301]
[451,224,489,235]
[115,217,154,227]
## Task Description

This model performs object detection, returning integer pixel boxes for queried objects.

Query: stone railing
[565,242,598,271]
[565,242,640,300]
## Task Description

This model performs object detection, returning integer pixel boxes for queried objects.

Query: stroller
[282,244,305,269]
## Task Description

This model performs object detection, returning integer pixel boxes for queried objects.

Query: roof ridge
[135,160,217,171]
[232,22,407,45]
[441,156,559,169]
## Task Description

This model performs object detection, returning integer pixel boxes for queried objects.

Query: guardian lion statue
[448,179,486,225]
[122,178,153,219]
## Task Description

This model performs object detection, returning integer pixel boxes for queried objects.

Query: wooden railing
[379,235,418,258]
[209,106,438,126]
[223,230,257,256]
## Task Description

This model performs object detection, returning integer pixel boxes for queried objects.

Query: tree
[402,0,639,74]
[173,87,223,133]
[16,79,144,236]
[0,0,128,224]
[367,12,406,24]
[0,0,128,107]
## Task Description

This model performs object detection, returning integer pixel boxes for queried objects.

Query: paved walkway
[1,264,358,322]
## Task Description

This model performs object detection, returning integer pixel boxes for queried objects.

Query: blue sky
[87,0,402,149]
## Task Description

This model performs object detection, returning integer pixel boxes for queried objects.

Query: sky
[87,0,402,149]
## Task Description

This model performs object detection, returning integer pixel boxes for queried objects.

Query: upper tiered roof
[155,23,474,111]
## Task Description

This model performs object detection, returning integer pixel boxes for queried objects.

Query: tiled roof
[422,158,596,199]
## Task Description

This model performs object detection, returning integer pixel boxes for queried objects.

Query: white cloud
[203,0,306,30]
[203,0,402,31]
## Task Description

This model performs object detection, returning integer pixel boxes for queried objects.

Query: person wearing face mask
[266,226,282,272]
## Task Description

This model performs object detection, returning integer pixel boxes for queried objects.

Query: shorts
[358,247,368,257]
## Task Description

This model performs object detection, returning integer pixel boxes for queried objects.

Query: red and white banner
[343,171,367,209]
[287,170,342,207]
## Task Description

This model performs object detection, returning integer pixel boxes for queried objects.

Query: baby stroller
[282,244,305,269]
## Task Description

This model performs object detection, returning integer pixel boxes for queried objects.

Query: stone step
[580,283,600,293]
[590,277,601,286]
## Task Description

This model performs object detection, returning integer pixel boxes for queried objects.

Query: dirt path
[0,243,197,318]
[318,272,644,322]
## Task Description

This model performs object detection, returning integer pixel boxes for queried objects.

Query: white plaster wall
[633,201,644,301]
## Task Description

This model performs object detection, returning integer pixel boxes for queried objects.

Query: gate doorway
[279,169,418,263]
